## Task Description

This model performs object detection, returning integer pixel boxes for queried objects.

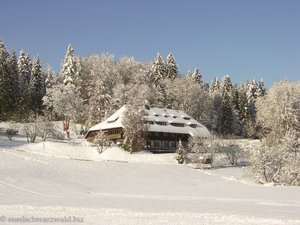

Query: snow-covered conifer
[60,44,78,85]
[165,53,178,80]
[18,50,32,116]
[44,66,56,88]
[150,53,166,84]
[210,77,220,94]
[176,139,185,164]
[220,74,233,96]
[218,92,234,135]
[257,79,266,97]
[7,51,20,113]
[191,68,203,85]
[0,41,10,118]
[30,57,45,112]
[18,50,32,89]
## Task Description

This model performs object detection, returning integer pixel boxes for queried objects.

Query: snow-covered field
[0,135,300,225]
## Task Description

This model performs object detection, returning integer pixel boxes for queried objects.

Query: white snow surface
[0,137,300,225]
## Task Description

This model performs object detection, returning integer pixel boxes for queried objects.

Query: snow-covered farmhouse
[85,105,211,152]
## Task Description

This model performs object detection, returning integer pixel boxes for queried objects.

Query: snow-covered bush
[5,122,18,141]
[222,140,246,166]
[93,131,108,154]
[23,120,39,142]
[250,132,300,185]
[250,136,289,184]
[38,120,64,141]
[187,136,222,168]
[23,115,64,142]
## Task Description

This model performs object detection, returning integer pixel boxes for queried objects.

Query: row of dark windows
[153,114,191,120]
[146,120,197,128]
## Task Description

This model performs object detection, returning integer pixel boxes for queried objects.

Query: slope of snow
[99,147,177,164]
[1,138,300,225]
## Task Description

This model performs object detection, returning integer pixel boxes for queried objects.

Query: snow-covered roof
[87,105,211,138]
[88,105,126,132]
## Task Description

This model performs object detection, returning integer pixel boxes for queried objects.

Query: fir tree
[246,80,259,128]
[165,53,178,80]
[218,92,234,135]
[43,65,56,88]
[60,44,78,85]
[220,74,233,96]
[237,86,249,122]
[257,79,266,97]
[150,53,166,85]
[210,77,220,94]
[18,50,32,89]
[18,50,32,116]
[8,51,20,114]
[30,57,45,113]
[176,139,185,164]
[0,41,10,119]
[191,68,203,86]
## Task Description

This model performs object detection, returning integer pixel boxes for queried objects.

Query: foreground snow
[0,138,300,225]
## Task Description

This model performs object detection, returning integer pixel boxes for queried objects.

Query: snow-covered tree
[257,79,266,97]
[210,77,220,94]
[8,51,20,112]
[251,81,300,185]
[176,139,185,164]
[43,83,84,138]
[0,41,10,118]
[191,68,203,86]
[83,53,117,125]
[166,76,213,127]
[0,46,20,118]
[220,74,233,96]
[60,44,78,85]
[43,65,56,88]
[165,53,178,80]
[150,53,166,84]
[18,50,32,90]
[218,92,234,135]
[256,80,299,138]
[30,57,45,113]
[18,50,32,116]
[122,102,148,154]
[87,79,112,125]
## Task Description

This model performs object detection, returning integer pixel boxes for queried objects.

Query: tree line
[1,40,267,138]
[0,41,45,120]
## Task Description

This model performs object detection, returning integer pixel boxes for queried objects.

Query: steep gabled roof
[88,105,126,132]
[87,105,211,138]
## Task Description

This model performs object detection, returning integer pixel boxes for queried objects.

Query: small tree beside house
[176,139,186,164]
[122,104,148,154]
[93,130,108,154]
[43,83,83,138]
